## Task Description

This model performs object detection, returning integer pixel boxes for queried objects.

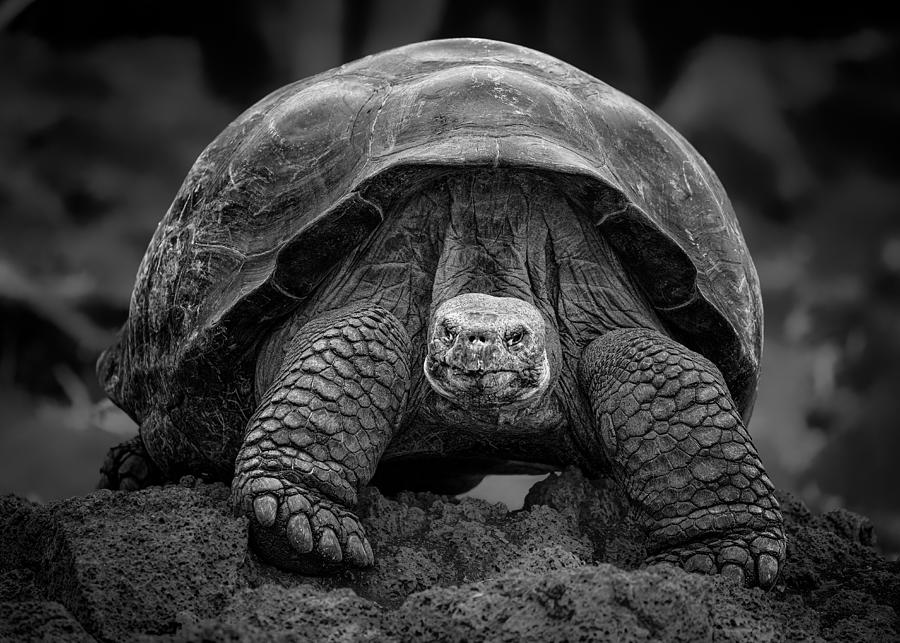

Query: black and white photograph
[1,1,898,640]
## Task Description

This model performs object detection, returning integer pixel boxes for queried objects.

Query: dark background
[1,1,898,552]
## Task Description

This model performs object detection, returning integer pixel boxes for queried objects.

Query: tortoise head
[424,293,556,410]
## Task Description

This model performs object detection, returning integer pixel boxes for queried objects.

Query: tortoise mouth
[442,368,520,394]
[424,353,551,409]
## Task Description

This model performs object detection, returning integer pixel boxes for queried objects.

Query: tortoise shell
[99,38,762,475]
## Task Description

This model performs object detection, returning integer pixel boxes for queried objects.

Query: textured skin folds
[577,328,785,588]
[232,303,410,572]
[96,40,783,587]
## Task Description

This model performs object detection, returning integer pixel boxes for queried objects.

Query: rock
[174,585,387,643]
[0,601,93,643]
[0,482,245,641]
[1,469,898,642]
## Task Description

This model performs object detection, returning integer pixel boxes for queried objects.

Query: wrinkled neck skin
[289,167,658,462]
[431,171,554,312]
[292,168,565,430]
[426,170,564,412]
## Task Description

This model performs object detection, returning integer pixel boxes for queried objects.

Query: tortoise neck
[429,169,561,312]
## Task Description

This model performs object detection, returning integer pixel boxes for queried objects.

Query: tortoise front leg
[233,303,410,573]
[576,328,785,588]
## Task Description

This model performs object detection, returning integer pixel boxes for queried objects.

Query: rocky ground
[1,468,898,642]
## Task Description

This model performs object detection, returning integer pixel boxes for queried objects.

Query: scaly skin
[577,328,785,588]
[98,435,163,491]
[232,303,410,573]
[99,170,781,587]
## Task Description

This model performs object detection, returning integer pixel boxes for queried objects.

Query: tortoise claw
[233,474,375,573]
[757,553,780,588]
[317,528,343,563]
[721,563,745,586]
[253,495,278,527]
[287,514,314,554]
[649,527,785,589]
[346,534,369,566]
[683,553,714,574]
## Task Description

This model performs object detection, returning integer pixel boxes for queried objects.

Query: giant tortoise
[98,38,785,588]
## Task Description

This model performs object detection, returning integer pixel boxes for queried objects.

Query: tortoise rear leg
[98,434,163,491]
[232,303,410,573]
[576,328,786,588]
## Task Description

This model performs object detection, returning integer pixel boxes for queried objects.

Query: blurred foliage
[0,0,897,550]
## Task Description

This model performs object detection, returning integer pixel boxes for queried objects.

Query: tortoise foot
[578,329,786,589]
[648,527,786,589]
[234,474,374,574]
[98,435,162,491]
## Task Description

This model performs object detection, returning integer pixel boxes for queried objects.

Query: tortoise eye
[506,327,526,346]
[440,323,456,343]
